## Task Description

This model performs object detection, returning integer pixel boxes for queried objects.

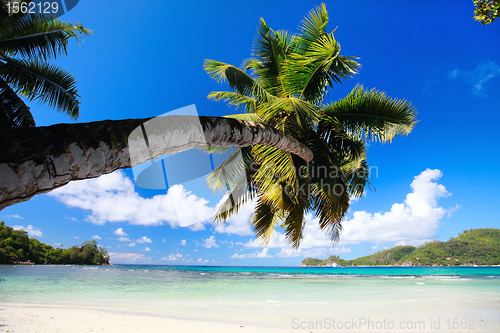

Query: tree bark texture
[0,115,313,210]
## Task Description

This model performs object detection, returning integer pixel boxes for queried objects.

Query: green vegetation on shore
[300,228,500,266]
[0,221,110,265]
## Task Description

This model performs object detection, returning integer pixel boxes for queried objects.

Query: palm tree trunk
[0,115,313,210]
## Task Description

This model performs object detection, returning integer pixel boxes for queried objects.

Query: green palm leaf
[207,91,257,113]
[0,56,80,118]
[0,11,91,60]
[0,77,34,130]
[281,33,360,103]
[321,85,418,143]
[204,59,272,103]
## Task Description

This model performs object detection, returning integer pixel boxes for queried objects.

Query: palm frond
[0,11,92,60]
[281,34,360,103]
[321,85,418,143]
[310,180,347,242]
[214,178,256,223]
[257,97,319,133]
[0,56,80,118]
[342,158,373,198]
[207,91,257,113]
[222,112,262,123]
[253,145,298,195]
[251,197,282,244]
[296,3,329,51]
[281,201,309,249]
[203,59,271,102]
[206,147,248,193]
[252,19,295,95]
[0,77,34,130]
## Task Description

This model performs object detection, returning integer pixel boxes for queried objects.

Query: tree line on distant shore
[0,221,110,265]
[301,228,500,267]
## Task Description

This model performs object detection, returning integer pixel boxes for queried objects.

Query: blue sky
[2,1,499,265]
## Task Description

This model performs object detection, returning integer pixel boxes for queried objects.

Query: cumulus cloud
[136,236,152,244]
[144,247,151,252]
[180,239,186,246]
[12,225,43,237]
[162,253,183,261]
[113,228,128,237]
[244,169,456,255]
[117,237,130,242]
[338,169,452,245]
[91,235,101,240]
[48,171,215,227]
[199,235,218,248]
[74,236,80,239]
[230,248,272,259]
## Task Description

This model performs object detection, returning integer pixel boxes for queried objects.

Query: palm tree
[204,4,417,248]
[0,0,91,130]
[0,115,313,210]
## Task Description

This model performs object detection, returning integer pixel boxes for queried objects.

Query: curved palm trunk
[0,115,313,210]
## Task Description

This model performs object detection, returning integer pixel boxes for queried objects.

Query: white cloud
[230,248,272,259]
[48,170,215,227]
[113,228,128,237]
[65,217,77,221]
[200,235,218,248]
[74,236,80,239]
[161,253,183,261]
[162,239,167,243]
[244,169,455,254]
[91,235,101,240]
[180,239,186,246]
[6,214,24,219]
[447,204,461,218]
[338,169,452,246]
[12,225,43,237]
[117,237,130,242]
[136,236,152,244]
[197,258,209,263]
[449,61,500,96]
[109,253,150,264]
[128,242,136,247]
[144,247,151,252]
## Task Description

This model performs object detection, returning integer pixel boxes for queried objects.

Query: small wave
[416,282,425,285]
[380,275,416,279]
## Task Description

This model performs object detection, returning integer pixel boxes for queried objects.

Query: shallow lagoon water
[1,265,499,330]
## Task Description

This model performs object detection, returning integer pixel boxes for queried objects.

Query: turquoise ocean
[1,265,500,330]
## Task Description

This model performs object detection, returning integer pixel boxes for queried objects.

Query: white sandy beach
[1,298,499,333]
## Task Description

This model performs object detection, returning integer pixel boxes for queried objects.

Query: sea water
[1,265,499,329]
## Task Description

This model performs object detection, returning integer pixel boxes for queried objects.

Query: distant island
[0,221,110,265]
[300,228,500,267]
